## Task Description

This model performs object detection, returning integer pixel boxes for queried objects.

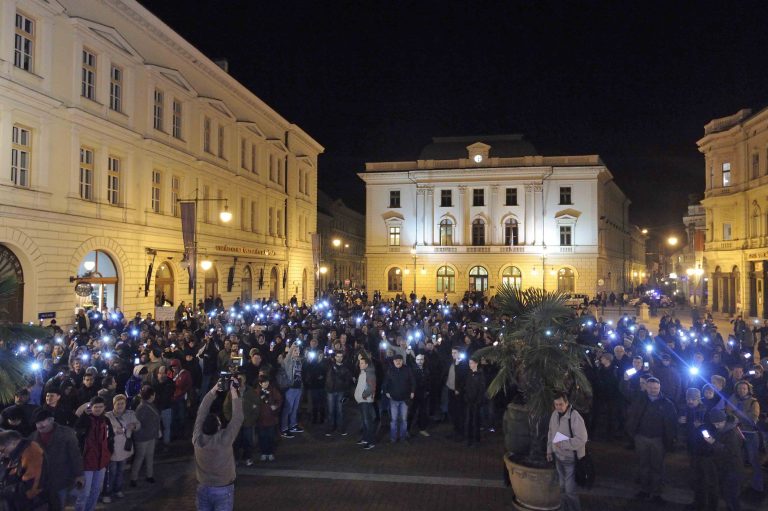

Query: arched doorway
[270,267,279,300]
[155,263,174,306]
[77,250,118,310]
[0,245,24,322]
[557,268,575,293]
[469,266,488,292]
[301,268,308,301]
[242,266,253,302]
[204,265,218,301]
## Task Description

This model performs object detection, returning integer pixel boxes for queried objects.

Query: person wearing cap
[680,388,718,511]
[74,396,114,511]
[726,380,763,495]
[382,354,415,443]
[626,375,678,504]
[703,408,744,511]
[29,408,84,510]
[40,386,77,428]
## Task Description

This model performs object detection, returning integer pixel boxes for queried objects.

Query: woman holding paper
[547,392,588,511]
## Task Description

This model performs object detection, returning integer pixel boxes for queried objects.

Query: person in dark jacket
[0,430,46,511]
[463,358,486,446]
[29,408,84,511]
[679,388,718,511]
[704,408,744,511]
[74,396,114,511]
[591,352,622,439]
[625,377,678,505]
[444,348,469,438]
[382,354,415,443]
[153,366,175,448]
[408,354,431,436]
[41,386,76,427]
[324,351,353,436]
[130,385,161,486]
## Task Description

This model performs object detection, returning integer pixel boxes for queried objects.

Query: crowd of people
[0,290,766,511]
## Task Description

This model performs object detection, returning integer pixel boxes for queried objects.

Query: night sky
[138,0,768,231]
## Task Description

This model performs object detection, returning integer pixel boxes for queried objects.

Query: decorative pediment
[554,208,581,220]
[382,211,405,224]
[199,97,236,119]
[237,121,267,139]
[146,65,196,93]
[467,142,491,163]
[267,138,289,153]
[71,18,142,60]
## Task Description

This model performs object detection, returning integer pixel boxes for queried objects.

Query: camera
[217,371,241,393]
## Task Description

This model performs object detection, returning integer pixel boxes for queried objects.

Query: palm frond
[0,351,28,404]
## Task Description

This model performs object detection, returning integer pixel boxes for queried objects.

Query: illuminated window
[11,125,31,188]
[81,49,96,100]
[109,66,123,112]
[472,219,485,246]
[14,12,34,72]
[107,156,120,205]
[436,266,455,293]
[151,170,161,213]
[502,266,522,289]
[388,268,403,292]
[723,223,732,241]
[722,162,731,187]
[388,226,401,246]
[79,147,94,200]
[439,219,453,245]
[504,218,519,245]
[557,268,575,293]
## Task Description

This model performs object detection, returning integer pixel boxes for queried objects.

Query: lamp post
[541,245,547,291]
[410,245,417,296]
[177,189,232,314]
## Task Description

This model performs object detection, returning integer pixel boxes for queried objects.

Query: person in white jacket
[103,394,140,503]
[546,392,588,511]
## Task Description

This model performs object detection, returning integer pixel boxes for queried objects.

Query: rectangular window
[298,170,304,194]
[559,187,572,205]
[14,12,34,72]
[107,156,120,205]
[203,117,211,153]
[11,125,31,188]
[172,100,182,139]
[153,89,164,131]
[202,185,210,221]
[251,201,257,232]
[109,66,122,112]
[251,145,257,174]
[388,226,401,246]
[559,225,572,246]
[79,147,94,200]
[473,188,484,207]
[440,189,452,207]
[217,126,225,159]
[151,170,161,213]
[241,198,248,230]
[171,176,180,216]
[81,49,96,100]
[240,138,248,170]
[723,223,732,241]
[722,162,731,187]
[752,154,759,180]
[277,209,283,237]
[268,207,274,236]
[389,190,401,208]
[505,187,518,206]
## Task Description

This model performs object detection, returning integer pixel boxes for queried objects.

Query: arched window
[155,263,174,306]
[751,205,762,237]
[469,266,488,292]
[439,219,453,246]
[504,218,519,246]
[242,265,253,302]
[502,266,522,290]
[78,250,118,310]
[204,265,219,301]
[472,219,485,246]
[437,266,455,293]
[387,267,403,292]
[557,268,575,293]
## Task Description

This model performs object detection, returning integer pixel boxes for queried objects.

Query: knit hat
[32,408,54,423]
[685,388,701,400]
[249,348,261,357]
[709,409,727,423]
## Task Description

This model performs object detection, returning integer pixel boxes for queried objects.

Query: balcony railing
[374,244,598,255]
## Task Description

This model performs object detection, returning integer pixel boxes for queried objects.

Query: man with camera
[193,375,243,511]
[0,429,46,511]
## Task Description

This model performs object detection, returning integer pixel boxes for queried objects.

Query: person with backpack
[726,380,763,496]
[547,392,588,511]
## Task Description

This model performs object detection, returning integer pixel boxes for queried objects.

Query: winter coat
[547,406,588,462]
[382,365,415,402]
[354,367,377,404]
[75,413,114,471]
[172,367,193,402]
[711,420,745,478]
[325,362,354,394]
[463,369,486,405]
[626,393,678,450]
[255,385,283,428]
[29,423,83,493]
[105,409,140,461]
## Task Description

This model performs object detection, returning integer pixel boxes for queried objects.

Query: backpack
[276,366,291,391]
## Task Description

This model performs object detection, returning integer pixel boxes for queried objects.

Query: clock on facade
[473,154,483,163]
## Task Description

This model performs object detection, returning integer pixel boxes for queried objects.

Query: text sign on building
[38,312,56,320]
[748,251,768,260]
[214,245,276,256]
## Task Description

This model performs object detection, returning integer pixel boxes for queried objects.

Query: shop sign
[748,251,768,260]
[38,312,56,320]
[214,245,276,256]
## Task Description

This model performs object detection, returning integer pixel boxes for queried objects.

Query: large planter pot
[503,455,560,511]
[503,402,530,455]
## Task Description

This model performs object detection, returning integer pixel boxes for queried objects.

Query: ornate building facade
[359,135,645,299]
[316,190,365,291]
[0,0,322,323]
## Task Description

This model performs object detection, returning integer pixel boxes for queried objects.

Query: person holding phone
[703,408,744,511]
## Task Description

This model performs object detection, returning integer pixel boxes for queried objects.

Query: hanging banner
[180,202,196,292]
[311,233,321,270]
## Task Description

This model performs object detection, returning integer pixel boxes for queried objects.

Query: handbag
[115,415,134,452]
[568,413,596,488]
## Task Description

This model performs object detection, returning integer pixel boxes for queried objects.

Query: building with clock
[358,135,646,300]
[0,0,321,323]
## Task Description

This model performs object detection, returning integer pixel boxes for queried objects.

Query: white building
[359,135,644,299]
[0,0,322,323]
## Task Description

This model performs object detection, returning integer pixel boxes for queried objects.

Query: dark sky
[138,0,768,229]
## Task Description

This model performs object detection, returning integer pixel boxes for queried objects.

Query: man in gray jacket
[193,379,243,511]
[547,392,588,511]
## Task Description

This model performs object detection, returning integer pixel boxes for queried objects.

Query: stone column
[425,187,434,245]
[415,187,425,246]
[490,185,499,244]
[534,184,544,247]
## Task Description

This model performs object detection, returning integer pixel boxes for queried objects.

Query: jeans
[359,402,376,444]
[172,399,186,438]
[555,458,582,511]
[239,426,255,460]
[130,439,155,480]
[742,430,764,491]
[104,459,126,496]
[74,468,105,511]
[326,391,345,432]
[161,407,172,445]
[281,387,302,431]
[196,484,234,511]
[634,434,665,495]
[257,426,276,455]
[390,400,408,441]
[408,394,429,432]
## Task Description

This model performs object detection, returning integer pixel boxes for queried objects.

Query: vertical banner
[311,233,321,271]
[180,202,196,292]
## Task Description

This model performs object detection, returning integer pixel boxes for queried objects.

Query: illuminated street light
[319,266,328,274]
[332,239,341,247]
[219,205,232,223]
[641,228,648,235]
[667,236,678,246]
[200,259,213,271]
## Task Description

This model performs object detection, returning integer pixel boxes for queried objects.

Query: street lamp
[177,189,232,312]
[410,245,417,296]
[332,238,341,248]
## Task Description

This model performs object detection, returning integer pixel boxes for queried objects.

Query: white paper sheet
[552,431,570,444]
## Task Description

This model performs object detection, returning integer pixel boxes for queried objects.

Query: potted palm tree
[477,286,591,511]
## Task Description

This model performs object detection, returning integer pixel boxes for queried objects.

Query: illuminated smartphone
[701,430,710,439]
[626,368,637,377]
[643,362,649,370]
